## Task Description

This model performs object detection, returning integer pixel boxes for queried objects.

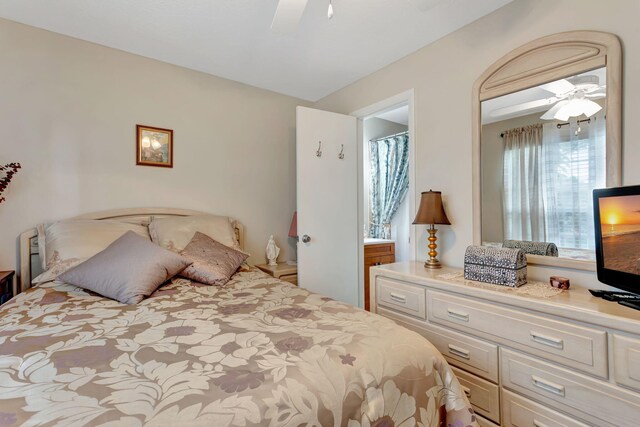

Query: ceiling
[482,67,607,124]
[376,105,409,126]
[0,0,512,101]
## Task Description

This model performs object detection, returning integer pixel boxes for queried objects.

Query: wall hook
[338,144,344,160]
[316,141,322,158]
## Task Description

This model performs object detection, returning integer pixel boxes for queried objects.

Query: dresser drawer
[502,389,589,427]
[501,349,640,427]
[427,291,608,377]
[364,242,395,258]
[366,255,395,266]
[376,307,499,384]
[376,277,425,319]
[452,367,500,423]
[476,415,499,427]
[418,321,499,382]
[612,334,640,392]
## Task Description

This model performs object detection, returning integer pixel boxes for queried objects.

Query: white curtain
[501,115,606,249]
[502,124,545,242]
[542,114,606,249]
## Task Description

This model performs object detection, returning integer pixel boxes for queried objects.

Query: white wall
[390,196,411,262]
[315,0,640,289]
[0,18,308,271]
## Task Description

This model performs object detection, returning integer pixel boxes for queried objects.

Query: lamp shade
[288,211,298,237]
[413,190,451,225]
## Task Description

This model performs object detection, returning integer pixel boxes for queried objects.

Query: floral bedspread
[0,268,477,427]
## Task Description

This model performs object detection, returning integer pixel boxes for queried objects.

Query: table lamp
[413,190,451,269]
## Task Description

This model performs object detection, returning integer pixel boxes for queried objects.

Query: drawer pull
[533,421,551,427]
[447,344,471,360]
[531,375,565,397]
[389,293,407,303]
[462,385,471,398]
[530,332,564,349]
[447,308,469,322]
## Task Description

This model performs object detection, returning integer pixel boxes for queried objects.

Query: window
[542,116,606,249]
[502,113,605,250]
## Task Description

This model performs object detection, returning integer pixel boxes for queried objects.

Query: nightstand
[0,270,15,305]
[256,262,298,286]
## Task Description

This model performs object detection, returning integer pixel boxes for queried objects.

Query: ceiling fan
[271,0,443,33]
[489,74,606,122]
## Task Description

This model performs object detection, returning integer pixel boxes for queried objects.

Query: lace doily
[437,272,565,298]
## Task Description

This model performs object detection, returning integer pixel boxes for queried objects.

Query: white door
[296,106,359,306]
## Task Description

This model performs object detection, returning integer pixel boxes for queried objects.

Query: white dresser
[370,262,640,427]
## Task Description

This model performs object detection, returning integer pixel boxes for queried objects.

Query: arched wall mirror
[472,31,622,271]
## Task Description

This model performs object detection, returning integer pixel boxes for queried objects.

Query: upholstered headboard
[18,208,245,294]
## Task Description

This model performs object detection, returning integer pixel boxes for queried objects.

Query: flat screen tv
[593,185,640,295]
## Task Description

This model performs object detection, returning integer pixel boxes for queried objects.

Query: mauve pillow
[180,232,248,285]
[58,231,192,304]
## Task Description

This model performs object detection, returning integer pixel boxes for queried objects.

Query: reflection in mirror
[481,67,606,261]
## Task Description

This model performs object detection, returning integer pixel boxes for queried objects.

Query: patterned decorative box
[464,245,527,287]
[503,239,558,257]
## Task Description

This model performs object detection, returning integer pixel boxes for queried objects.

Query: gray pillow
[58,231,192,304]
[179,232,248,285]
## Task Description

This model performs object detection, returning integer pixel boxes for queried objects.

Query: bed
[0,209,477,427]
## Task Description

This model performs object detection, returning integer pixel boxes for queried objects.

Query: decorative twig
[0,162,21,204]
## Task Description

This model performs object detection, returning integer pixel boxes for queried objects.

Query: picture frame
[136,125,173,168]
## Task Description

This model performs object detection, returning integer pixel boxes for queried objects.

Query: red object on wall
[288,212,298,238]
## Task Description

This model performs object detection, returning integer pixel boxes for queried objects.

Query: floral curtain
[369,132,409,239]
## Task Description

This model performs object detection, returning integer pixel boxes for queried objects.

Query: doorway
[363,104,411,260]
[351,91,416,310]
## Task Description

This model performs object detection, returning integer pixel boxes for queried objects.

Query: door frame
[350,89,416,309]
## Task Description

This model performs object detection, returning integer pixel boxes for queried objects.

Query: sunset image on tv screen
[599,194,640,275]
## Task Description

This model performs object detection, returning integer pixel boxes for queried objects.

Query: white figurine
[266,235,280,266]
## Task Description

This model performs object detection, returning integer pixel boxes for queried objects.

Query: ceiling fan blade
[406,0,442,11]
[585,85,606,94]
[585,92,606,99]
[271,0,309,33]
[489,98,557,118]
[540,101,569,120]
[540,79,575,95]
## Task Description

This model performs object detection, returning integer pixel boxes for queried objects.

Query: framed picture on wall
[136,125,173,168]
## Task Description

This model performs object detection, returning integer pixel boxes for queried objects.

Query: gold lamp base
[424,224,442,269]
[424,258,442,269]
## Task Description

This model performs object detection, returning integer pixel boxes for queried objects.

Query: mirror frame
[472,31,622,271]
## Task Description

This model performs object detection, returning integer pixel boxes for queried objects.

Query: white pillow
[149,214,239,252]
[33,219,150,284]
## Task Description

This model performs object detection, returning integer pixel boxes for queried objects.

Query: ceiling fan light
[554,109,571,122]
[540,101,568,120]
[554,99,586,121]
[582,99,602,117]
[327,1,334,19]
